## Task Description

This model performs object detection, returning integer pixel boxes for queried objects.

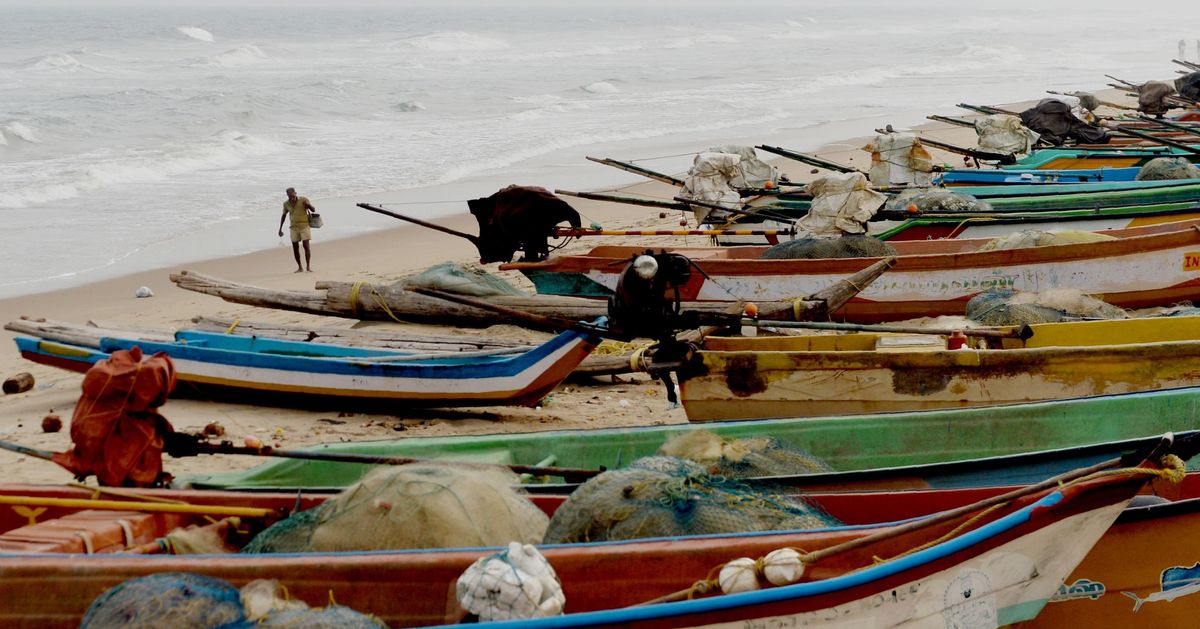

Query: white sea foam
[581,81,620,94]
[1,122,39,144]
[402,31,509,52]
[176,26,215,42]
[200,44,268,68]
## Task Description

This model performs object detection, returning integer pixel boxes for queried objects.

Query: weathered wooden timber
[168,259,893,330]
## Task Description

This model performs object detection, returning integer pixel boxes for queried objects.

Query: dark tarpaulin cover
[1177,71,1200,102]
[52,346,177,487]
[467,185,581,263]
[1019,99,1110,146]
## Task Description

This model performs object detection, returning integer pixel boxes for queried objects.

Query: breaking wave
[198,44,269,68]
[402,31,509,52]
[0,122,39,145]
[581,81,620,94]
[0,130,282,209]
[176,26,214,42]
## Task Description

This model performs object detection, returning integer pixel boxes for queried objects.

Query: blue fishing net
[255,606,387,628]
[80,572,245,629]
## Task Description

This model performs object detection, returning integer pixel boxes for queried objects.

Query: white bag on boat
[678,152,743,223]
[797,171,886,238]
[863,132,933,187]
[974,114,1039,156]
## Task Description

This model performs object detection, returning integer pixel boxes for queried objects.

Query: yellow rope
[872,502,1008,565]
[593,339,650,356]
[792,298,803,321]
[224,318,240,334]
[629,345,654,372]
[349,281,366,317]
[370,286,406,324]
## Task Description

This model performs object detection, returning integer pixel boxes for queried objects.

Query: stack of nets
[966,289,1127,326]
[1135,157,1200,181]
[761,235,896,260]
[657,430,832,478]
[883,188,992,214]
[80,573,384,629]
[244,463,547,553]
[398,261,525,297]
[974,229,1117,252]
[542,457,839,544]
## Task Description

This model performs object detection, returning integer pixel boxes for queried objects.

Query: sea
[3,0,1200,298]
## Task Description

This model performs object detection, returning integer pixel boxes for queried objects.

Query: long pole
[553,228,796,237]
[743,318,1034,340]
[357,203,481,244]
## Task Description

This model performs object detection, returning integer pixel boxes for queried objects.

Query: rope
[593,339,652,356]
[872,503,1007,565]
[224,318,240,334]
[349,281,365,317]
[629,345,651,372]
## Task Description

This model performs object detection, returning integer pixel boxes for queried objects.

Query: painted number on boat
[1185,253,1200,272]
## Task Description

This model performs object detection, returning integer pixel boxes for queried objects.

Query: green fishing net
[761,235,896,259]
[543,456,840,544]
[966,289,1127,326]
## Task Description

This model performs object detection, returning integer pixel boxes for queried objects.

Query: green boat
[182,387,1200,491]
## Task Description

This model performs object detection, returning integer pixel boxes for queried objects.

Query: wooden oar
[168,441,605,483]
[1110,125,1200,155]
[671,195,797,223]
[357,203,481,245]
[741,318,1034,340]
[926,114,977,128]
[0,495,278,518]
[1174,59,1200,72]
[1135,115,1200,138]
[755,144,863,174]
[957,103,1014,116]
[586,156,685,187]
[556,189,691,212]
[554,227,797,237]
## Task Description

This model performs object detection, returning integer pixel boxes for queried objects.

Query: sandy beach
[0,91,1134,485]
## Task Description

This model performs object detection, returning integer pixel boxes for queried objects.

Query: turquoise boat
[182,387,1200,491]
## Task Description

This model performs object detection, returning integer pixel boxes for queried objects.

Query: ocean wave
[176,26,215,42]
[0,130,283,209]
[18,52,102,73]
[0,122,39,145]
[196,44,269,68]
[394,101,426,112]
[401,31,509,52]
[507,44,644,62]
[660,34,739,49]
[581,81,620,94]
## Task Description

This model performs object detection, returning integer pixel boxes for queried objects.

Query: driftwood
[168,259,893,330]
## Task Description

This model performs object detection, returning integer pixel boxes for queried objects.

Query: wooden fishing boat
[1004,146,1200,170]
[681,316,1200,421]
[0,450,1168,628]
[503,219,1200,321]
[937,166,1142,185]
[181,388,1200,492]
[10,326,601,409]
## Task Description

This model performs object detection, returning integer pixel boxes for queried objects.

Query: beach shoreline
[0,90,1136,484]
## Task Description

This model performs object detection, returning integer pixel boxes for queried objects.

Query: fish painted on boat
[1122,563,1200,612]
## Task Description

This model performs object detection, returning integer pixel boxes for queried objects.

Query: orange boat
[0,456,1182,628]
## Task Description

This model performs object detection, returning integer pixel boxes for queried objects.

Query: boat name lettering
[740,583,922,628]
[1050,578,1106,602]
[1185,252,1200,272]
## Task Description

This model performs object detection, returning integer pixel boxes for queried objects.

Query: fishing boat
[0,448,1171,628]
[9,325,602,409]
[937,166,1143,185]
[180,388,1200,492]
[680,316,1200,421]
[503,219,1200,321]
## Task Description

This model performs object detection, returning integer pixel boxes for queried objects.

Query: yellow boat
[680,316,1200,421]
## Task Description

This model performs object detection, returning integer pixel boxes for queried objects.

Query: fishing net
[255,606,386,628]
[399,261,525,297]
[80,572,245,629]
[247,464,547,553]
[542,457,840,544]
[657,431,833,478]
[242,502,331,554]
[974,229,1117,252]
[883,188,992,214]
[1136,157,1200,181]
[760,235,896,259]
[966,289,1127,326]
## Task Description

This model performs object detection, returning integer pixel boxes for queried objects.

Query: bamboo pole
[585,156,685,187]
[0,495,278,518]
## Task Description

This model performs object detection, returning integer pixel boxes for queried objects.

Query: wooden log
[3,373,34,395]
[169,270,871,329]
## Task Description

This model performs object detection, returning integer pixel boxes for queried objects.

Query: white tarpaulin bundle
[863,133,933,187]
[679,152,743,223]
[797,171,887,238]
[705,145,781,189]
[974,114,1040,156]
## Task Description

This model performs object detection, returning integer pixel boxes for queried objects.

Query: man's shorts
[290,225,312,243]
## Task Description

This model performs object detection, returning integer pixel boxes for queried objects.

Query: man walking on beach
[278,187,315,272]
